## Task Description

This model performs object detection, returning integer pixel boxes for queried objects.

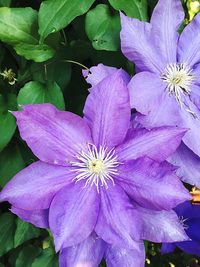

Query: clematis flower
[120,0,200,187]
[162,201,200,256]
[0,71,191,266]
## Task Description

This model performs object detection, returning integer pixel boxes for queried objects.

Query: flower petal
[105,242,145,267]
[82,64,130,88]
[161,243,176,254]
[120,13,165,73]
[177,240,200,256]
[151,0,184,63]
[59,233,105,267]
[117,157,191,211]
[178,13,200,67]
[137,206,189,242]
[83,70,130,148]
[0,161,73,210]
[11,206,49,228]
[116,126,186,162]
[180,102,200,157]
[175,201,200,220]
[95,184,142,249]
[136,94,181,128]
[168,142,200,187]
[49,182,99,251]
[189,84,200,109]
[128,72,165,113]
[13,104,92,165]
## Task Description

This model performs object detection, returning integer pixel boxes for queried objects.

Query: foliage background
[0,0,199,266]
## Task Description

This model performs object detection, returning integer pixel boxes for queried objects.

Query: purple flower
[120,0,200,187]
[162,201,200,256]
[0,70,191,266]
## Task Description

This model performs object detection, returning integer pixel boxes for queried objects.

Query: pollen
[70,144,120,192]
[161,63,195,106]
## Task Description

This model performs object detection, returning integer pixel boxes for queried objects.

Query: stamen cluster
[71,144,120,192]
[162,63,195,106]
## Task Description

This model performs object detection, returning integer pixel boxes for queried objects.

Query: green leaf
[0,144,25,187]
[14,44,55,62]
[108,0,148,20]
[14,218,41,248]
[0,7,38,45]
[16,245,41,267]
[30,46,71,89]
[0,94,17,152]
[38,0,95,42]
[0,213,15,256]
[31,248,58,267]
[0,0,12,7]
[85,4,120,51]
[17,81,65,110]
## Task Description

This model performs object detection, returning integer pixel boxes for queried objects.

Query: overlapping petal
[11,206,49,228]
[59,233,105,267]
[49,182,99,251]
[95,184,141,249]
[13,104,92,166]
[151,0,184,63]
[189,84,200,109]
[137,206,189,242]
[82,64,130,88]
[128,71,165,113]
[178,13,200,67]
[120,13,165,73]
[161,243,176,254]
[136,95,181,128]
[83,70,130,148]
[116,127,186,162]
[105,242,145,267]
[117,157,191,211]
[168,143,200,187]
[0,161,74,210]
[180,102,200,157]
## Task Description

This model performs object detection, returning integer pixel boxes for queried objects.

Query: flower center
[71,144,120,192]
[162,63,195,106]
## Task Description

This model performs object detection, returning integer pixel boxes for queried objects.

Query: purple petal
[136,94,181,128]
[178,13,200,67]
[161,243,176,254]
[0,161,73,210]
[105,242,145,267]
[137,206,189,242]
[120,13,165,73]
[180,101,200,157]
[168,142,200,187]
[11,206,49,228]
[83,70,130,148]
[116,126,186,162]
[13,104,92,165]
[82,64,130,87]
[128,72,165,113]
[117,157,191,211]
[175,201,200,219]
[151,0,184,63]
[95,184,142,249]
[193,63,200,85]
[49,182,99,251]
[59,233,105,267]
[190,84,200,109]
[177,240,200,256]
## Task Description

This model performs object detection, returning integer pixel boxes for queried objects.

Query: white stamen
[71,144,120,192]
[162,63,195,106]
[179,216,189,230]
